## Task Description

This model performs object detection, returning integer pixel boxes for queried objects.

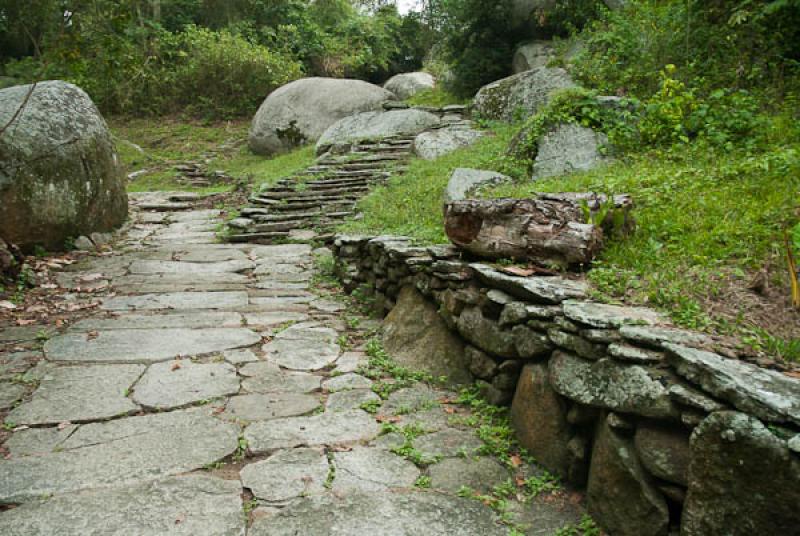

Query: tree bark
[444,193,634,268]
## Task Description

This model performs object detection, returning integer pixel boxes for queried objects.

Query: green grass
[109,117,315,193]
[341,113,800,346]
[339,122,521,243]
[405,87,470,108]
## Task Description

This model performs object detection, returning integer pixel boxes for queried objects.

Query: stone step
[269,201,356,213]
[258,187,368,201]
[227,231,290,243]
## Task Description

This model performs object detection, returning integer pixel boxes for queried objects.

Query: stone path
[0,193,585,535]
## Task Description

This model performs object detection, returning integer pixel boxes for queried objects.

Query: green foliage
[404,87,467,108]
[339,122,522,242]
[568,0,800,98]
[553,515,602,536]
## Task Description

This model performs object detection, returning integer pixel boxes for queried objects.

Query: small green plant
[359,399,382,414]
[414,475,432,488]
[554,515,602,536]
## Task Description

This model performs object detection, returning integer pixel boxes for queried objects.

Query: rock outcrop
[384,72,435,100]
[383,285,471,385]
[532,123,609,179]
[473,67,576,122]
[444,168,510,204]
[513,41,555,74]
[248,78,395,155]
[413,125,484,160]
[315,109,440,155]
[0,81,128,250]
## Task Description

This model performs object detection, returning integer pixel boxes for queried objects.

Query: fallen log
[444,193,634,268]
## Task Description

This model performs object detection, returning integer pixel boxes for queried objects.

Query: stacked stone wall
[332,234,800,536]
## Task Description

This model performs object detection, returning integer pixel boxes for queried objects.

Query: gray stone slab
[263,324,340,371]
[249,490,507,536]
[254,263,308,276]
[3,424,78,457]
[326,389,381,413]
[333,447,419,492]
[323,373,373,392]
[0,407,239,503]
[222,348,259,364]
[563,301,664,329]
[470,264,588,304]
[0,474,245,536]
[101,291,249,311]
[0,325,57,343]
[243,312,309,328]
[429,456,509,493]
[241,448,329,503]
[240,362,322,394]
[169,209,222,222]
[249,244,312,260]
[46,327,261,363]
[333,352,367,375]
[7,364,143,425]
[665,343,800,426]
[70,312,244,331]
[224,393,320,421]
[128,259,254,275]
[0,381,26,410]
[413,428,484,459]
[254,281,309,291]
[132,360,239,409]
[171,248,249,263]
[245,410,380,453]
[0,350,39,379]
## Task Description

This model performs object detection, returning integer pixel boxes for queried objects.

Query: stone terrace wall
[331,234,800,536]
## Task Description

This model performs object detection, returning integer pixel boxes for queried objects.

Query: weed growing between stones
[358,338,433,399]
[552,515,602,536]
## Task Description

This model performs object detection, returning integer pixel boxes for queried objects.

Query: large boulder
[413,125,484,161]
[382,286,471,386]
[248,78,396,156]
[384,72,436,100]
[0,81,127,250]
[587,417,670,536]
[444,168,510,204]
[532,123,609,179]
[513,41,555,74]
[682,411,800,535]
[315,109,440,155]
[473,67,576,122]
[511,364,573,477]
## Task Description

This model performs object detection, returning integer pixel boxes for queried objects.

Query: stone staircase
[225,105,470,244]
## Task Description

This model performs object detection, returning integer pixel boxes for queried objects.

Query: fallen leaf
[515,476,525,487]
[174,513,186,525]
[498,266,536,277]
[16,319,36,326]
[86,331,99,341]
[510,454,523,468]
[444,407,456,414]
[171,362,182,371]
[375,414,401,424]
[57,421,72,430]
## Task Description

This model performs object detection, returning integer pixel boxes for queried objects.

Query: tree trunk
[444,193,634,268]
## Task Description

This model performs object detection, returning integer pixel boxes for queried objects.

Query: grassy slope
[110,117,315,194]
[342,118,800,359]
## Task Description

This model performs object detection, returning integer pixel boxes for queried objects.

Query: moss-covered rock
[0,81,127,250]
[473,67,576,122]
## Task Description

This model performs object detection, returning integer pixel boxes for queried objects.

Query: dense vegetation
[0,0,435,117]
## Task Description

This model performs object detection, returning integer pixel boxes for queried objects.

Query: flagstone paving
[0,192,587,535]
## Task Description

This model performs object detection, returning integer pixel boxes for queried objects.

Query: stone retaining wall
[331,234,800,536]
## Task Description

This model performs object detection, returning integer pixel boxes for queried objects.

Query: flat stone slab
[70,312,244,331]
[429,456,509,493]
[249,490,507,536]
[101,291,249,311]
[243,311,309,328]
[413,428,484,459]
[221,348,259,364]
[3,424,78,457]
[263,324,340,371]
[549,351,678,419]
[224,393,320,421]
[0,325,57,343]
[132,360,239,409]
[128,259,254,275]
[326,389,381,413]
[323,373,373,392]
[240,362,322,394]
[245,410,380,453]
[333,447,419,492]
[0,407,239,503]
[7,364,144,425]
[333,352,367,375]
[563,301,664,329]
[46,327,261,363]
[0,382,27,410]
[382,384,442,415]
[665,344,800,426]
[0,475,245,536]
[250,244,312,260]
[470,264,588,304]
[240,448,329,503]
